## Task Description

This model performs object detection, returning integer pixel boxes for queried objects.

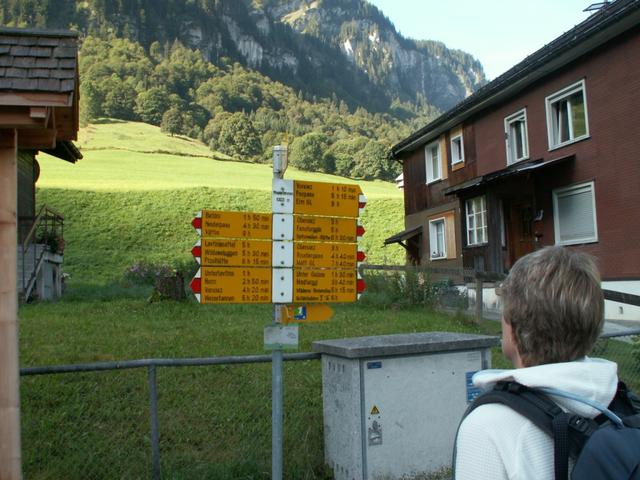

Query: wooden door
[506,200,535,268]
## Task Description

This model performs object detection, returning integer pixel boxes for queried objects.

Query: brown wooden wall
[17,149,35,242]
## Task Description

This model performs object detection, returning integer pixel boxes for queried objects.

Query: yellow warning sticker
[370,405,380,415]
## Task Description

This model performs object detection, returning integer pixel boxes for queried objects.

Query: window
[466,196,487,246]
[425,141,441,183]
[553,182,598,245]
[429,218,446,259]
[546,80,589,149]
[450,134,464,165]
[504,109,529,164]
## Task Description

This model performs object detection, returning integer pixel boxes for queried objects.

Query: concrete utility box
[313,332,500,480]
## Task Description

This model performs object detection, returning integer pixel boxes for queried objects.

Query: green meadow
[36,120,405,286]
[24,121,639,479]
[23,120,440,479]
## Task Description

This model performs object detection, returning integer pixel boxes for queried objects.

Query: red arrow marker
[358,194,367,210]
[357,278,366,293]
[192,217,202,230]
[190,276,201,294]
[191,244,201,258]
[357,251,366,262]
[356,225,365,237]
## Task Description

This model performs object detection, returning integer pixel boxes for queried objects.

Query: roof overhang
[384,225,423,246]
[391,0,640,159]
[444,155,574,196]
[42,140,82,163]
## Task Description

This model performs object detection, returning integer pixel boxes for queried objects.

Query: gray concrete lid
[312,331,500,359]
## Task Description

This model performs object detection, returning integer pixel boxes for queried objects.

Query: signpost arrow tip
[357,251,366,262]
[191,217,202,230]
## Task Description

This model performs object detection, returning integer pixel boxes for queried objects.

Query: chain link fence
[20,328,639,479]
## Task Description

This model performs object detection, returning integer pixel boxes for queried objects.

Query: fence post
[148,365,161,480]
[475,276,483,323]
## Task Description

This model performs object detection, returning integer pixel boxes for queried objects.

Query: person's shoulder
[458,402,545,449]
[461,402,531,433]
[456,403,554,480]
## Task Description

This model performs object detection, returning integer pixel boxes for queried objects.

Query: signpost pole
[271,145,287,480]
[271,304,284,480]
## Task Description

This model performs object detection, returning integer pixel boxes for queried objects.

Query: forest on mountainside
[76,35,434,180]
[0,0,486,180]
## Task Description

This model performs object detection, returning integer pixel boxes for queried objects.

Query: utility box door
[363,350,483,478]
[315,332,499,480]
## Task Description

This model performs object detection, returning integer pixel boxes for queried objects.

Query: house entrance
[505,200,535,269]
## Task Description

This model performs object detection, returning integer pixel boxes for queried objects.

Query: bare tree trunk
[0,129,22,480]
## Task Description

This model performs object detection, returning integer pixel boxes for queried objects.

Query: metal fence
[19,330,640,479]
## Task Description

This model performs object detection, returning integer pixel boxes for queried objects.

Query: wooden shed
[0,26,80,479]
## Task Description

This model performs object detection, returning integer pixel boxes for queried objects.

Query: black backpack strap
[552,413,571,480]
[608,380,640,428]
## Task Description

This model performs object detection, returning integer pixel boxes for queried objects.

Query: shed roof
[390,0,640,159]
[0,27,78,93]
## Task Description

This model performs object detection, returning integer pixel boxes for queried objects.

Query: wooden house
[0,27,81,300]
[387,0,640,320]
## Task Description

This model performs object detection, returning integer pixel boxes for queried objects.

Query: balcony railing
[19,205,64,301]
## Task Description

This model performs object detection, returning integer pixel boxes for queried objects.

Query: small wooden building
[0,27,81,300]
[388,0,640,320]
[0,26,81,479]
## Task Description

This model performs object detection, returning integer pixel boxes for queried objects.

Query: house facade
[387,0,640,319]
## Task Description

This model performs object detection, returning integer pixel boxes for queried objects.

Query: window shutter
[557,186,595,242]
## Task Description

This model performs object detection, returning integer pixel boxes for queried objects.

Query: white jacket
[454,358,618,480]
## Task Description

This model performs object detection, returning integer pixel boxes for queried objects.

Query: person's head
[499,246,604,367]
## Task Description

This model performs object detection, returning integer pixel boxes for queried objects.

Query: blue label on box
[367,361,382,369]
[466,371,481,403]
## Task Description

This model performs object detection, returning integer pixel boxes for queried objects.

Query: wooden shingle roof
[0,27,78,93]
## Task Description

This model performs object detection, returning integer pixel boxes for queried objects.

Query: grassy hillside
[39,121,402,198]
[37,121,406,286]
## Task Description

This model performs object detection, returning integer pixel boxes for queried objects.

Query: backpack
[460,380,640,480]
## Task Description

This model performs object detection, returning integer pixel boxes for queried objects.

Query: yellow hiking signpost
[191,267,272,304]
[192,210,272,239]
[293,180,364,217]
[188,145,367,480]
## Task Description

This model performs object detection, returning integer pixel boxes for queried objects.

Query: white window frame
[429,217,447,260]
[504,108,529,165]
[466,196,487,246]
[552,181,598,246]
[425,140,442,184]
[545,80,589,150]
[450,133,464,165]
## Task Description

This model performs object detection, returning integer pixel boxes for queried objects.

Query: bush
[124,261,175,286]
[359,269,442,309]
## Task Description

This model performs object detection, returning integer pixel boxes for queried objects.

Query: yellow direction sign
[283,304,334,323]
[293,269,358,303]
[294,215,364,243]
[193,239,272,267]
[294,181,364,217]
[294,242,357,269]
[193,210,272,239]
[191,267,271,304]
